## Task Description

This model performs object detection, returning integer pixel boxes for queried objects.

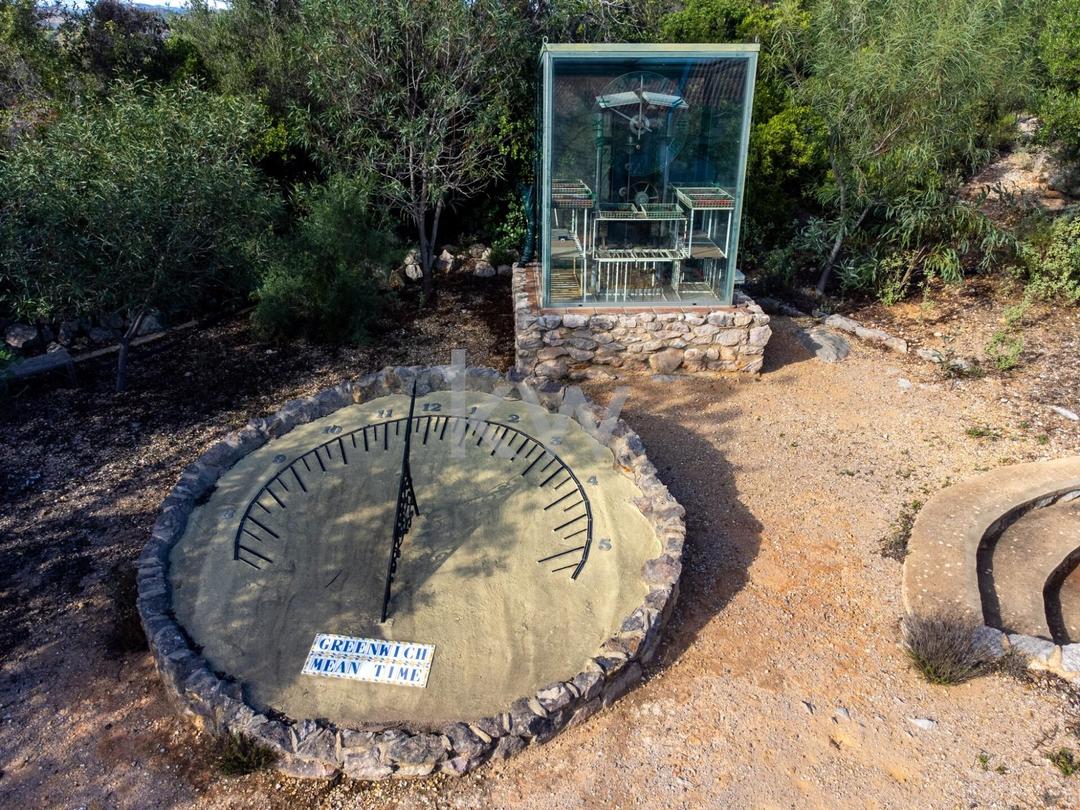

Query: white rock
[906,717,936,732]
[897,378,913,391]
[1051,406,1079,421]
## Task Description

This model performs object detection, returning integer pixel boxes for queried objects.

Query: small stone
[907,717,936,732]
[1008,633,1057,665]
[473,260,495,278]
[833,707,850,721]
[648,348,684,374]
[897,378,912,391]
[1061,644,1080,673]
[1051,406,1079,421]
[405,263,424,280]
[436,248,456,272]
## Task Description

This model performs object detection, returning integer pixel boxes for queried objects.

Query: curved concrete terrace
[902,456,1080,680]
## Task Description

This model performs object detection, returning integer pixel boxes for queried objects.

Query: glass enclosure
[539,44,758,308]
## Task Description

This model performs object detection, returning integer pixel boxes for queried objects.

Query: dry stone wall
[513,264,771,382]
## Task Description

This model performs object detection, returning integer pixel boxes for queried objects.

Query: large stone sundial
[139,366,686,778]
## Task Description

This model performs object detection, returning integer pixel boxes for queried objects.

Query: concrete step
[1055,565,1080,643]
[985,499,1080,640]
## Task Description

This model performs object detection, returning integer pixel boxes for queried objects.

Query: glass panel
[541,48,755,308]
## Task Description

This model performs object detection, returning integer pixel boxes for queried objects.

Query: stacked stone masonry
[137,365,687,780]
[513,264,771,381]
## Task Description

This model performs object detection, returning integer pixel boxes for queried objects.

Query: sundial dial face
[169,388,660,727]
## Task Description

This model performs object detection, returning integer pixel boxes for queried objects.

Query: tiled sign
[301,634,434,688]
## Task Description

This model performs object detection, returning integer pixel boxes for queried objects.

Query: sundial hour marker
[230,393,597,582]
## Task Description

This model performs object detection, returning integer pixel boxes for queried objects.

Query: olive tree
[0,82,279,391]
[299,0,524,300]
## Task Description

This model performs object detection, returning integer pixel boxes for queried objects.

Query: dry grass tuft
[211,731,279,776]
[902,612,994,685]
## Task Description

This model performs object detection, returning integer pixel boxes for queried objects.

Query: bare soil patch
[2,278,1080,808]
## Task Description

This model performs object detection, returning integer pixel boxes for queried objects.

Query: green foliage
[211,731,279,776]
[1036,0,1080,154]
[253,176,395,344]
[660,0,828,271]
[1024,215,1080,303]
[985,330,1023,372]
[176,0,305,120]
[64,0,175,86]
[1047,747,1079,777]
[538,0,666,43]
[0,0,67,144]
[298,0,526,294]
[659,0,752,42]
[0,81,279,328]
[772,0,1033,294]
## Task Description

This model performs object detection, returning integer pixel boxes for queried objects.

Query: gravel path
[2,295,1079,809]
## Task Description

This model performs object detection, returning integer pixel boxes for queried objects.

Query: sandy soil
[3,275,1080,808]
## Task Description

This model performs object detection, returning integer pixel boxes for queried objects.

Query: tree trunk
[815,206,870,296]
[816,230,846,295]
[116,309,146,394]
[419,200,443,305]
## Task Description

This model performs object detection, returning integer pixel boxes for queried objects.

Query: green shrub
[0,80,280,390]
[1025,215,1080,303]
[902,612,993,685]
[1047,747,1079,777]
[252,176,395,344]
[985,329,1023,372]
[1037,0,1080,155]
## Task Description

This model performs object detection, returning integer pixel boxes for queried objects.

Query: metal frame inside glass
[538,43,758,308]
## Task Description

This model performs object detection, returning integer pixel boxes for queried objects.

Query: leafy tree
[177,0,305,121]
[0,82,280,390]
[660,0,828,263]
[772,0,1032,294]
[64,0,174,85]
[1036,0,1080,156]
[0,0,68,146]
[659,0,752,41]
[253,175,397,343]
[298,0,525,301]
[534,0,666,42]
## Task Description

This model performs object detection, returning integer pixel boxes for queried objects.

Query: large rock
[5,324,39,350]
[648,348,684,374]
[473,261,496,278]
[798,326,850,363]
[436,248,456,273]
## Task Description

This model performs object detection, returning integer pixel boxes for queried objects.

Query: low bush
[902,612,993,685]
[1047,747,1079,777]
[211,731,279,776]
[1024,215,1080,304]
[252,176,395,344]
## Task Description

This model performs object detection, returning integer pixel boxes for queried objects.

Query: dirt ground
[2,274,1080,809]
